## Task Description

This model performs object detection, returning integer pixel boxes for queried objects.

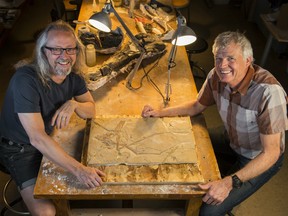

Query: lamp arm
[110,5,145,53]
[164,16,183,104]
[168,41,177,67]
[126,51,146,89]
[164,10,196,105]
[107,4,146,89]
[165,42,177,105]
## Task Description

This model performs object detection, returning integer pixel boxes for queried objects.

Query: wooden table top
[34,0,220,200]
[34,115,219,200]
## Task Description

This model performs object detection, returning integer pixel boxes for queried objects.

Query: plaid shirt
[198,64,288,159]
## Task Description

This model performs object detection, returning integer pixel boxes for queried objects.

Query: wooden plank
[185,197,202,216]
[53,199,71,216]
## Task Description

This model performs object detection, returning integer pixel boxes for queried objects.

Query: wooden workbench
[34,1,220,215]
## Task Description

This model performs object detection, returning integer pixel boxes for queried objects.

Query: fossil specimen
[86,33,167,91]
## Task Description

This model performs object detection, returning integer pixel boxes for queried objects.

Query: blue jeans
[199,126,284,216]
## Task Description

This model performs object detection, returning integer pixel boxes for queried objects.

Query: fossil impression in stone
[84,116,204,184]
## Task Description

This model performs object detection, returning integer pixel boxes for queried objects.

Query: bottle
[85,44,96,67]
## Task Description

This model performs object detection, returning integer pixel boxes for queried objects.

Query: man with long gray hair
[0,20,105,215]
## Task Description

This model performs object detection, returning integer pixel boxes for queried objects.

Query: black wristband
[232,174,243,189]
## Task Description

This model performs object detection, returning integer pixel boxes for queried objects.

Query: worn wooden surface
[34,1,220,215]
[76,0,198,112]
[34,115,219,216]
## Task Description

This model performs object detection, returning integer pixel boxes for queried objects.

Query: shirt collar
[235,65,255,95]
[218,65,255,95]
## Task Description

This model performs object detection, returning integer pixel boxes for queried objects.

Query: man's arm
[199,132,282,205]
[51,91,95,129]
[73,91,95,118]
[142,100,207,117]
[18,112,105,188]
[234,132,281,182]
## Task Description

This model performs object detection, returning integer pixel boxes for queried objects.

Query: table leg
[53,199,70,216]
[185,198,202,216]
[260,34,273,67]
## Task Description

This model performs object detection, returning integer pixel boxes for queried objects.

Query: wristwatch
[232,174,243,189]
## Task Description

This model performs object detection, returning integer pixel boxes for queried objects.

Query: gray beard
[54,66,72,76]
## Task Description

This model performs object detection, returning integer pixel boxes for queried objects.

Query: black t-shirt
[0,65,87,144]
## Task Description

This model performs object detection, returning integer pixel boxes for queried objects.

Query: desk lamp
[88,0,145,89]
[164,13,196,105]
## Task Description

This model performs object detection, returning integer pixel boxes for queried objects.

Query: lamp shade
[88,10,112,32]
[171,26,197,46]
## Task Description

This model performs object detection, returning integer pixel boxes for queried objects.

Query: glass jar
[85,44,96,67]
